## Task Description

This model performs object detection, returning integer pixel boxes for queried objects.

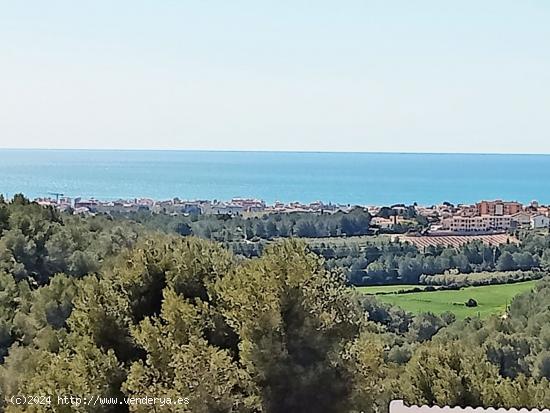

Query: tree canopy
[0,200,548,412]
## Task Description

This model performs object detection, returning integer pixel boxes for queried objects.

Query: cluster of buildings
[33,196,351,216]
[30,195,550,234]
[363,200,550,234]
[434,200,550,233]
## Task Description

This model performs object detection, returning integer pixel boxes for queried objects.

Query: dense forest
[113,207,550,286]
[113,207,373,241]
[0,197,549,412]
[314,234,550,285]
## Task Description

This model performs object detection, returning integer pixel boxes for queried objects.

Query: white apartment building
[531,214,550,229]
[511,211,532,226]
[446,215,512,232]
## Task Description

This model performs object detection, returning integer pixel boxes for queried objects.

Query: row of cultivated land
[394,233,519,248]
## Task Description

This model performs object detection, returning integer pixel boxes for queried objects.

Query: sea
[1,149,550,206]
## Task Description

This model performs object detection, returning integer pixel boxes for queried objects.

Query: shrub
[465,298,478,307]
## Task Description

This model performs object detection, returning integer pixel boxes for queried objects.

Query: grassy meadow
[358,280,539,319]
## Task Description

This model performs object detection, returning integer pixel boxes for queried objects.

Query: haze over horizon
[3,148,550,156]
[1,1,549,154]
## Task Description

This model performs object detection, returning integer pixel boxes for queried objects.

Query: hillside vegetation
[0,197,549,412]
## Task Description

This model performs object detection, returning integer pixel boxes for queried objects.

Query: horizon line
[2,147,550,156]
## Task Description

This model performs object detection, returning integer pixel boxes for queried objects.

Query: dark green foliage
[112,206,372,241]
[0,199,139,285]
[314,236,548,286]
[0,202,549,412]
[111,205,550,286]
[465,298,478,307]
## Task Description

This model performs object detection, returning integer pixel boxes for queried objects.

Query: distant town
[32,195,550,234]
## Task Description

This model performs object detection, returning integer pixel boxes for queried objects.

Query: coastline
[2,150,550,205]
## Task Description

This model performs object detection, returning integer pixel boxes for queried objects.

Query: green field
[358,280,539,319]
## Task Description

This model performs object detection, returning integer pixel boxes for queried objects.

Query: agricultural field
[394,233,519,248]
[358,280,539,319]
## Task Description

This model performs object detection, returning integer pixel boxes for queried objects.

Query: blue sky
[1,1,549,153]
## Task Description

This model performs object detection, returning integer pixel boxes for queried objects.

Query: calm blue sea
[1,150,549,205]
